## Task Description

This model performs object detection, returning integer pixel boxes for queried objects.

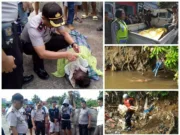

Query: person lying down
[53,46,103,88]
[129,77,152,83]
[65,57,90,88]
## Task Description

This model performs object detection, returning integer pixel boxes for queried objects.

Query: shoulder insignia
[37,22,45,31]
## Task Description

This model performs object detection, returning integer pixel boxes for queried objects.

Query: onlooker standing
[49,101,60,135]
[64,2,75,30]
[5,104,10,114]
[61,99,73,135]
[78,100,92,135]
[74,2,83,23]
[93,97,103,135]
[25,104,34,135]
[81,2,98,20]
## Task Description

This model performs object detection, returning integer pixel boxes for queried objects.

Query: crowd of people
[3,92,104,135]
[2,2,102,89]
[124,13,144,25]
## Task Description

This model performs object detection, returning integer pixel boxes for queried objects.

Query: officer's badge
[5,27,12,36]
[37,22,44,31]
[55,12,61,18]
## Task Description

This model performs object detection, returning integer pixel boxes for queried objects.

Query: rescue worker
[144,10,158,28]
[49,101,60,135]
[93,97,103,135]
[111,9,128,44]
[79,100,92,135]
[6,93,28,135]
[21,2,79,80]
[31,101,48,135]
[123,94,135,131]
[166,5,178,31]
[2,2,34,89]
[61,99,73,135]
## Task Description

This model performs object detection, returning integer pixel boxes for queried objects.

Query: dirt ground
[22,7,103,89]
[105,99,178,134]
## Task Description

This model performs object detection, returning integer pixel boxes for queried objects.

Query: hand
[72,44,80,53]
[66,52,78,62]
[33,126,36,130]
[88,124,91,129]
[2,56,16,73]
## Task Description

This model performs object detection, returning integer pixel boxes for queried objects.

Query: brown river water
[105,70,178,89]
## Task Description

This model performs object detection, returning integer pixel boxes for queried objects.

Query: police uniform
[20,3,71,79]
[2,2,23,89]
[6,106,28,135]
[31,107,46,135]
[49,107,60,133]
[111,19,128,44]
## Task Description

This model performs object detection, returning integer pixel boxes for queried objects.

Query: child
[65,57,91,88]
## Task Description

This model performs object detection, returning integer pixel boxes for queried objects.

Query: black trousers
[22,33,69,70]
[2,23,23,89]
[125,111,133,128]
[35,121,45,135]
[79,124,88,135]
[145,21,151,28]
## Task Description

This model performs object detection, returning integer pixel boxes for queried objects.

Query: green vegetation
[127,91,169,98]
[31,91,102,108]
[106,91,178,105]
[31,94,41,103]
[145,46,178,80]
[158,2,177,8]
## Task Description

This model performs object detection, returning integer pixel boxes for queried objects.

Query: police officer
[21,2,80,80]
[2,2,34,89]
[49,101,60,135]
[6,93,28,135]
[31,101,48,135]
[111,9,128,44]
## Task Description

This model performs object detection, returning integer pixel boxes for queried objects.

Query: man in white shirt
[6,93,28,135]
[94,97,103,135]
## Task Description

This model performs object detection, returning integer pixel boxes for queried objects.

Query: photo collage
[1,1,179,135]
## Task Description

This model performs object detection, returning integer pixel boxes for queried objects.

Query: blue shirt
[49,108,59,122]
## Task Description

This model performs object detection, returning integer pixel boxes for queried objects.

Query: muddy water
[105,70,178,89]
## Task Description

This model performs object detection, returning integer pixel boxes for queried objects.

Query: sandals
[74,17,82,23]
[81,14,89,19]
[92,16,98,20]
[81,14,98,20]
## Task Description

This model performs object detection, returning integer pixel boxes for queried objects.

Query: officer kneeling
[6,93,28,135]
[21,2,80,80]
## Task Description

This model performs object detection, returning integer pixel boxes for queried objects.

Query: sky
[1,90,101,101]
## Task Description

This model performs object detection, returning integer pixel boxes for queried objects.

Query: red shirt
[124,98,134,109]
